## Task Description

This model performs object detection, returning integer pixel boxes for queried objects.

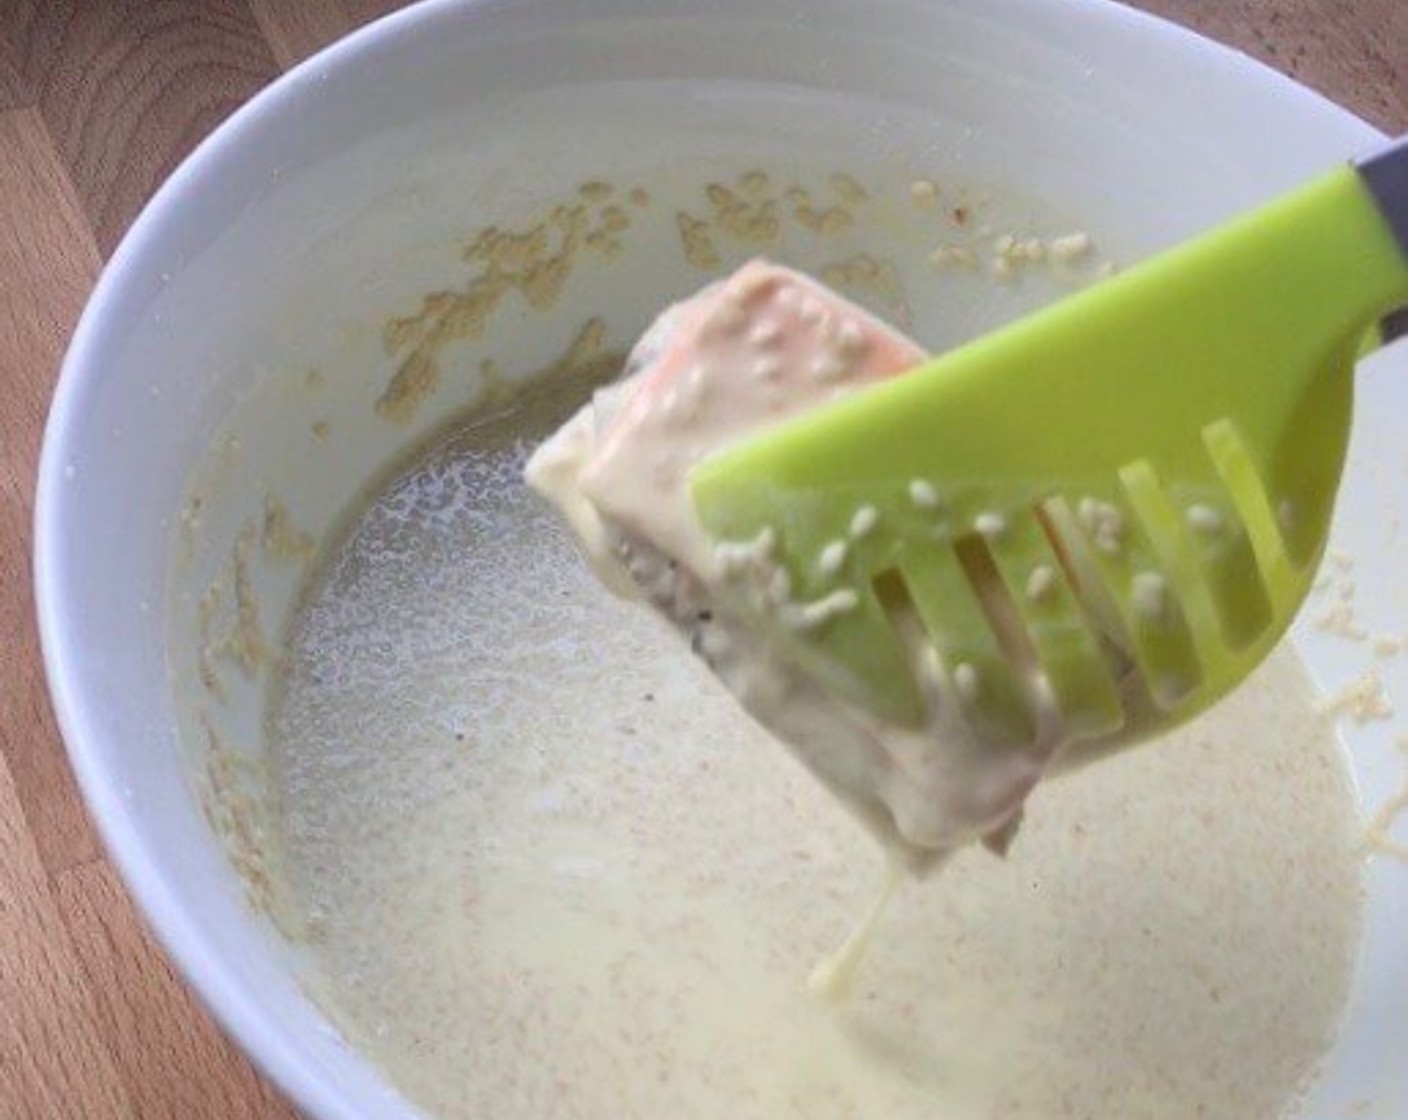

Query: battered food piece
[529,260,1061,866]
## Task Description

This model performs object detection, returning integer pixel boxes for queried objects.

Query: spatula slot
[1035,496,1136,667]
[872,566,927,648]
[1037,492,1203,711]
[953,532,1041,675]
[1203,419,1296,618]
[880,551,1037,747]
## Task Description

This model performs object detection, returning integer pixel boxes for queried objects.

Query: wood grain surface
[0,2,1402,1117]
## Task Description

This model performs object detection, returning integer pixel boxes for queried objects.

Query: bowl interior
[37,1,1408,1117]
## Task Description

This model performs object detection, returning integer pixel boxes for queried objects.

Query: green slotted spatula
[690,137,1408,753]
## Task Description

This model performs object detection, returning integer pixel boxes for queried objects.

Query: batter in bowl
[267,343,1364,1120]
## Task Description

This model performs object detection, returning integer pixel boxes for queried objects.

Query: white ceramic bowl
[35,1,1408,1117]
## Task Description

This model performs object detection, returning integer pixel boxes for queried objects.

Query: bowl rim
[31,0,1384,1117]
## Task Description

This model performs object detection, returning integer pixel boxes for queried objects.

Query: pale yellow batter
[268,373,1364,1120]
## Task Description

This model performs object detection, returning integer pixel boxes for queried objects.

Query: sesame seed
[1372,635,1402,658]
[817,539,849,577]
[790,589,861,631]
[928,244,977,269]
[909,179,939,206]
[1015,237,1046,263]
[1185,503,1222,535]
[1049,232,1092,263]
[1079,497,1125,554]
[1095,531,1124,556]
[810,353,848,381]
[1026,564,1058,602]
[751,356,783,381]
[713,526,777,577]
[908,479,942,510]
[850,505,880,538]
[748,320,783,349]
[974,511,1007,538]
[1131,571,1167,620]
[1277,499,1296,529]
[834,319,867,358]
[773,284,802,310]
[953,662,980,701]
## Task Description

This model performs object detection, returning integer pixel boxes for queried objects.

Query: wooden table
[0,2,1403,1116]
